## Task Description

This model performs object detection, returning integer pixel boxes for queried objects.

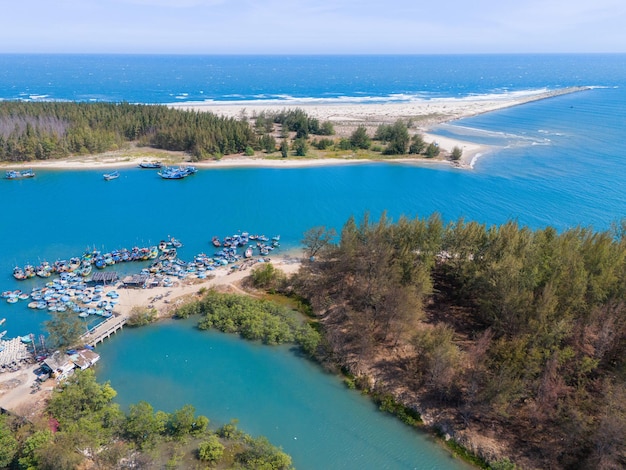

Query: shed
[122,274,149,287]
[90,271,119,285]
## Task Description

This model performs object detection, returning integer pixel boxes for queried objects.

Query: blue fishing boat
[103,170,120,181]
[158,166,197,179]
[5,169,35,179]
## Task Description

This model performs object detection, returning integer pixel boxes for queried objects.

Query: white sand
[1,87,588,171]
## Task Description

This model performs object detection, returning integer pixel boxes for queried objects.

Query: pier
[82,313,128,347]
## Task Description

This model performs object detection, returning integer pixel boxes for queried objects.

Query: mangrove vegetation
[0,369,293,469]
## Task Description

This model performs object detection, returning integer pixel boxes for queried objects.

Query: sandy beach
[2,87,588,170]
[0,256,302,417]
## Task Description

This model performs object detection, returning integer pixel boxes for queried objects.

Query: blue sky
[3,0,626,54]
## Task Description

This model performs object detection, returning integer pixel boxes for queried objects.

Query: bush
[313,138,334,150]
[293,137,308,156]
[350,125,371,149]
[198,435,224,463]
[127,306,157,327]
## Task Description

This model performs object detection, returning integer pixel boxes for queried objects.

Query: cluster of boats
[102,162,195,180]
[5,169,35,179]
[5,233,281,320]
[157,166,198,179]
[11,237,183,281]
[212,232,280,257]
[2,275,118,317]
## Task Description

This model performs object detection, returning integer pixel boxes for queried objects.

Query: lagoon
[96,318,469,469]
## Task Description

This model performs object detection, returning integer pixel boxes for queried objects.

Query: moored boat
[139,161,163,169]
[158,165,197,179]
[103,170,120,181]
[5,169,35,179]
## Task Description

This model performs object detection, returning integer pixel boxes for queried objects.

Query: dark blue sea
[1,54,625,469]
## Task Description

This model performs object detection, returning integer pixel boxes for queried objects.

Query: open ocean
[1,54,625,469]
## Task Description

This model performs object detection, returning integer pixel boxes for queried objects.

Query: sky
[2,0,626,54]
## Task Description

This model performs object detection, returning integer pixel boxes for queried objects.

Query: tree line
[0,101,456,162]
[293,214,626,470]
[0,101,255,161]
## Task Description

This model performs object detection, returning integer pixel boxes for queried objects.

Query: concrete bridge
[82,313,128,347]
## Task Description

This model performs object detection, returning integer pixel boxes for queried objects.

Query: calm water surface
[97,318,468,469]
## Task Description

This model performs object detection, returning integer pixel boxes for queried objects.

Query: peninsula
[0,86,589,170]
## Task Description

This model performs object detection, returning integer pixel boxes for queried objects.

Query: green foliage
[451,145,463,161]
[280,139,289,158]
[192,291,319,350]
[318,121,335,136]
[168,404,197,438]
[312,137,334,150]
[251,263,284,289]
[47,369,118,424]
[489,457,518,470]
[375,393,422,427]
[244,145,255,156]
[18,430,53,470]
[0,101,256,161]
[44,310,84,348]
[124,401,168,449]
[260,134,277,153]
[126,305,157,327]
[409,133,425,154]
[337,138,353,150]
[270,108,333,139]
[218,420,243,440]
[293,136,308,156]
[238,436,293,470]
[375,120,409,155]
[350,125,371,149]
[425,142,440,158]
[0,415,18,468]
[5,371,292,469]
[441,435,489,469]
[198,435,224,463]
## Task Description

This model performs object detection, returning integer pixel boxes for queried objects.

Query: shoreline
[1,86,588,171]
[0,254,303,416]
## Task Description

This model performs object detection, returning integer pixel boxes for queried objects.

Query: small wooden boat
[212,236,221,247]
[139,161,163,169]
[103,170,120,181]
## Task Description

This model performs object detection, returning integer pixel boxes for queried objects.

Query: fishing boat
[158,165,197,179]
[212,236,221,247]
[5,169,35,179]
[103,170,120,181]
[138,161,163,169]
[244,247,253,258]
[13,266,27,280]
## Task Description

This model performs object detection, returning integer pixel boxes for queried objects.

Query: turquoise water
[2,54,626,469]
[97,318,467,470]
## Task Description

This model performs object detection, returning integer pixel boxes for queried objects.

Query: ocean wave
[168,88,572,106]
